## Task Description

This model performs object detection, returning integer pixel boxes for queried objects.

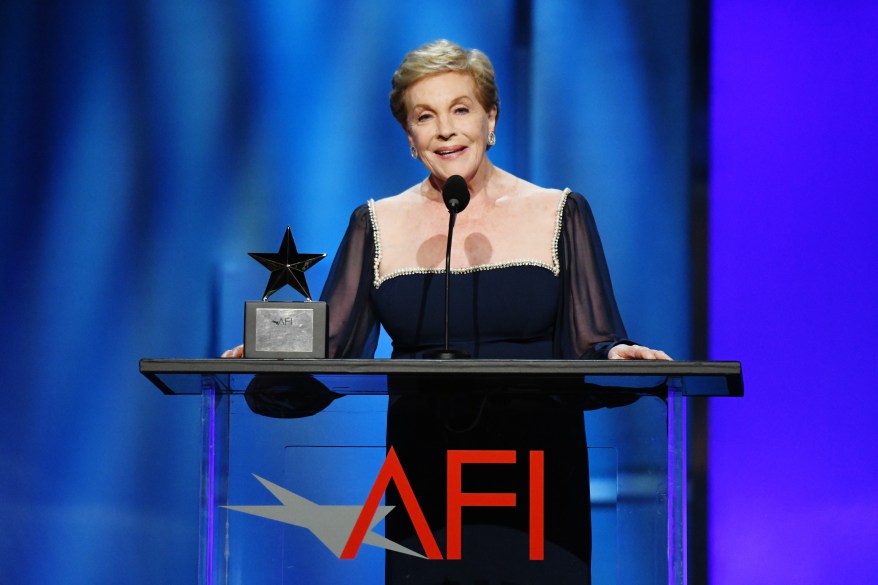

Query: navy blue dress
[320,192,630,585]
[321,192,627,361]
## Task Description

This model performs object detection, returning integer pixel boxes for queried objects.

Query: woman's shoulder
[558,190,594,215]
[371,184,422,211]
[512,184,596,227]
[368,185,428,230]
[516,182,586,204]
[344,201,373,227]
[509,180,568,214]
[518,182,565,198]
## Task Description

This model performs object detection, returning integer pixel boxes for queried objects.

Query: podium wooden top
[140,358,743,397]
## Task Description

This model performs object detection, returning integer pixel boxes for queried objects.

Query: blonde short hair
[389,39,500,128]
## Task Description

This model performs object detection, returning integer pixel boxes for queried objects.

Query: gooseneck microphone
[424,175,471,359]
[442,174,471,213]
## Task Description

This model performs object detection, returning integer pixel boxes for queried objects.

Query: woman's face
[404,71,497,186]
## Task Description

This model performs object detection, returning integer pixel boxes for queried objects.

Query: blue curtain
[0,1,691,582]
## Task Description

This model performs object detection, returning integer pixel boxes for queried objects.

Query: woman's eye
[417,113,433,122]
[454,107,469,115]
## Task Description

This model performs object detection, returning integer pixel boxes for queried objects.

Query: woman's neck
[423,161,518,206]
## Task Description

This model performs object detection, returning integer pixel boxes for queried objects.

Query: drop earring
[410,146,418,159]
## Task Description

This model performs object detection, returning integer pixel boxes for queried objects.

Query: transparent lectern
[140,358,742,585]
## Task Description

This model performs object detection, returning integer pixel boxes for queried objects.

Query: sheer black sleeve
[555,192,632,359]
[318,204,380,358]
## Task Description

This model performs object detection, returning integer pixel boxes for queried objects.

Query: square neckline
[368,188,570,288]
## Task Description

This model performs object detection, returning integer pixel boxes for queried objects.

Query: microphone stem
[444,208,457,351]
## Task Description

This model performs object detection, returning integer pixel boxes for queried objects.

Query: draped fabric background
[2,0,875,584]
[0,2,690,582]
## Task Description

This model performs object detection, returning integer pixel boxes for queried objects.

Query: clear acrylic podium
[141,358,742,585]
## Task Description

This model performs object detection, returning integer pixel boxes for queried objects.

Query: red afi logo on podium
[225,447,545,560]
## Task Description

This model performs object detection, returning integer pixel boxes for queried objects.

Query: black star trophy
[243,226,328,358]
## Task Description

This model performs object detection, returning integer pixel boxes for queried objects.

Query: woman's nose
[436,114,455,139]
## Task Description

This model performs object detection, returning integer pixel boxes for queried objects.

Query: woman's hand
[608,343,672,361]
[221,344,244,358]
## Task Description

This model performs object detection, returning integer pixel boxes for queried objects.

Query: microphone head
[442,175,470,213]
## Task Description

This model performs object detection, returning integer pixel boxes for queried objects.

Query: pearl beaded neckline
[369,189,569,288]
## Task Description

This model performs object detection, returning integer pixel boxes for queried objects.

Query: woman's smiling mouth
[434,145,467,159]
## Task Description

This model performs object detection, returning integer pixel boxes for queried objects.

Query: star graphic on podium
[249,226,326,301]
[224,474,424,559]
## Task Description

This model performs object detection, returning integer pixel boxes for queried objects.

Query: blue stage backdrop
[4,0,872,584]
[709,1,878,584]
[0,2,690,583]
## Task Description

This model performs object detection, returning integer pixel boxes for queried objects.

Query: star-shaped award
[249,226,326,301]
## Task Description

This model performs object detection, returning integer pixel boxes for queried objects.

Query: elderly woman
[324,39,669,585]
[227,39,669,584]
[322,40,668,363]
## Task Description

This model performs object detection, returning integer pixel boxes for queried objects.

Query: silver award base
[243,301,328,359]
